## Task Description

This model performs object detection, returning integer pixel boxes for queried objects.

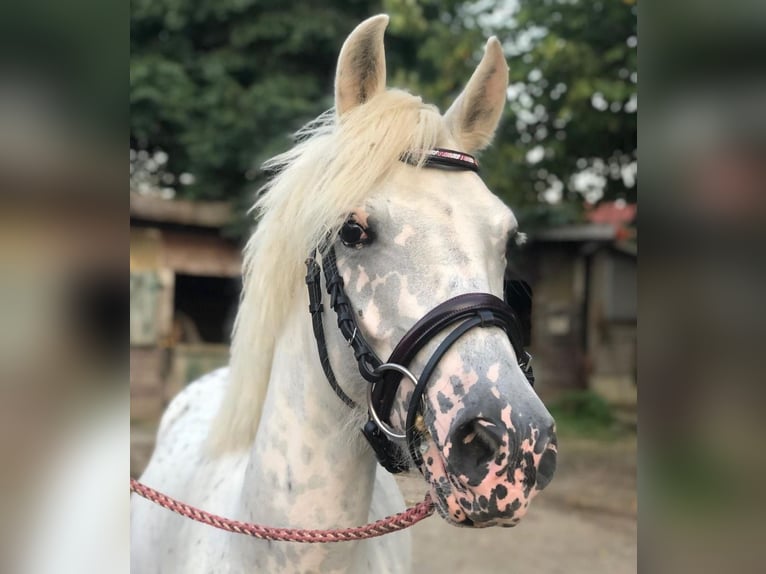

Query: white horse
[131,15,557,574]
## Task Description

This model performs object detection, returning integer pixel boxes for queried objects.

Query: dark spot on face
[495,484,508,500]
[478,495,488,509]
[522,451,536,493]
[460,498,472,510]
[447,245,470,263]
[436,391,454,414]
[427,456,433,466]
[450,376,465,396]
[447,473,464,493]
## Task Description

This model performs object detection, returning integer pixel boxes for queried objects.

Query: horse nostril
[536,448,557,491]
[450,418,504,471]
[534,421,558,491]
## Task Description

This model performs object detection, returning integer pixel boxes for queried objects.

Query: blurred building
[129,192,241,474]
[521,202,637,407]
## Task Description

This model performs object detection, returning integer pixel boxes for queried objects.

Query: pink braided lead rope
[130,478,435,543]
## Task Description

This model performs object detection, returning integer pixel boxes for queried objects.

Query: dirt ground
[395,433,637,574]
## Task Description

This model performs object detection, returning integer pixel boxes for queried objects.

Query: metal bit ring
[366,363,419,440]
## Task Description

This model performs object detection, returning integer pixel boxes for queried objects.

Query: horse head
[321,15,557,528]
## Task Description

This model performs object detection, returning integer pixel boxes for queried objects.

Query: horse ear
[444,37,509,152]
[335,14,389,117]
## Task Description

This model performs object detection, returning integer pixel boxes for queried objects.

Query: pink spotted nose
[445,410,557,524]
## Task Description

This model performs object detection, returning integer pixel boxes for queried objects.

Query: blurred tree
[131,0,374,210]
[130,0,636,232]
[483,0,637,228]
[130,0,493,232]
[381,0,486,108]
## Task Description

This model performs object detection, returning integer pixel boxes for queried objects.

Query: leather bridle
[304,148,534,474]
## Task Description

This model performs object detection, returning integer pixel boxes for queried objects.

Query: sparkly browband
[402,148,480,172]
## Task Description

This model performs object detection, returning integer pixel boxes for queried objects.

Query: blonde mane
[209,89,449,452]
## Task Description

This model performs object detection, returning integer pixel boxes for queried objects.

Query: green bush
[548,390,616,436]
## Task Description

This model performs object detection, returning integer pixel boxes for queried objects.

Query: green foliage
[382,0,486,109]
[131,0,375,201]
[496,0,637,225]
[131,0,637,233]
[548,389,617,437]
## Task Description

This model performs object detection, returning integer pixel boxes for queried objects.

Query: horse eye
[339,218,372,247]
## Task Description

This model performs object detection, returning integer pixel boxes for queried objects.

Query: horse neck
[237,291,376,570]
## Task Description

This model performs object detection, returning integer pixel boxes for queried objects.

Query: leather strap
[305,251,357,408]
[405,316,483,466]
[321,246,383,382]
[372,293,526,427]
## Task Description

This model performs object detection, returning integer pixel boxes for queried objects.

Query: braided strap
[131,478,435,543]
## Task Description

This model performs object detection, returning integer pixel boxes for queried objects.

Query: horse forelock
[209,89,449,453]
